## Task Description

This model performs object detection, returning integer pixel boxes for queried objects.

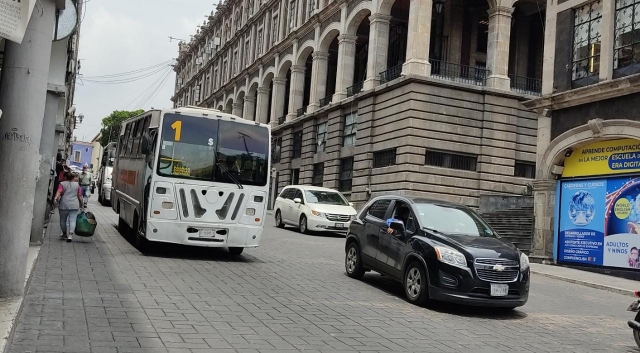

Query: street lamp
[435,0,446,13]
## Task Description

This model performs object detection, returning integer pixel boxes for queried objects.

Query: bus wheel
[117,216,128,234]
[229,247,244,256]
[134,216,147,251]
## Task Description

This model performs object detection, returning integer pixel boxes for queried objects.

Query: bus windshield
[157,114,269,186]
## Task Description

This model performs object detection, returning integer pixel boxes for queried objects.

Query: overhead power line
[138,69,174,109]
[82,64,173,84]
[81,60,174,79]
[124,66,174,110]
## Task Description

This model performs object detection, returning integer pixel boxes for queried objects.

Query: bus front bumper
[145,220,263,248]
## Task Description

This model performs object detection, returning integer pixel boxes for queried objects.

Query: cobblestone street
[7,201,636,353]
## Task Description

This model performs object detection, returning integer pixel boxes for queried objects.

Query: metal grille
[430,60,489,86]
[380,64,402,84]
[475,258,518,266]
[326,214,351,222]
[373,148,396,168]
[319,96,332,107]
[292,131,302,159]
[514,161,536,179]
[509,75,542,96]
[474,258,519,283]
[312,163,324,186]
[347,81,363,97]
[425,150,477,171]
[297,106,306,117]
[339,157,353,192]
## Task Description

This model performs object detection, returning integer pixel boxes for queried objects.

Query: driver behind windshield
[386,206,410,234]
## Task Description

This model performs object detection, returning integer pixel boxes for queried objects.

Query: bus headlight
[246,208,256,216]
[161,202,174,209]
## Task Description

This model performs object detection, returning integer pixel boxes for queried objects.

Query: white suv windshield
[305,190,348,205]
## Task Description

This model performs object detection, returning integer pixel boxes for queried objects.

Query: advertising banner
[562,139,640,178]
[559,175,640,269]
[0,0,36,44]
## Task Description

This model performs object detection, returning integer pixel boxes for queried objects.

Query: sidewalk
[0,245,40,353]
[530,263,638,296]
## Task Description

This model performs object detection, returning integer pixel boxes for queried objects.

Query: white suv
[274,185,357,234]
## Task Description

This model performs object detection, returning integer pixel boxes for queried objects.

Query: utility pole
[31,93,60,244]
[0,0,55,298]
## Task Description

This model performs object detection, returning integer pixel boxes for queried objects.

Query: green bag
[75,211,97,237]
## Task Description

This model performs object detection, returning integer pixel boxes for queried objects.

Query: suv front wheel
[404,261,429,306]
[345,242,365,279]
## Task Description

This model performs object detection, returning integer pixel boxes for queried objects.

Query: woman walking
[53,171,83,242]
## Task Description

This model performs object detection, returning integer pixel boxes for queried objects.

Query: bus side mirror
[141,135,151,155]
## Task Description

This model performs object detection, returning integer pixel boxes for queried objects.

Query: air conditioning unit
[213,37,221,46]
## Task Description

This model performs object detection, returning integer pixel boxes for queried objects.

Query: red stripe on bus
[119,170,137,186]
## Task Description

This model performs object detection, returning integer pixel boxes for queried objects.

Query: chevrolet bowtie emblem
[493,264,505,272]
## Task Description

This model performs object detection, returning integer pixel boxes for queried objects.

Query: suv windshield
[414,203,495,237]
[158,114,269,186]
[305,190,348,205]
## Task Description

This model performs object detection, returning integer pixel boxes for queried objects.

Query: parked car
[274,185,357,234]
[96,166,113,206]
[345,196,530,309]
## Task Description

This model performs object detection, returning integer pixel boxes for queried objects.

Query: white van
[97,166,113,206]
[274,185,357,234]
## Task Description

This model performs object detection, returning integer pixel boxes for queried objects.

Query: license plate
[628,300,640,312]
[199,229,215,238]
[490,283,509,297]
[335,223,344,228]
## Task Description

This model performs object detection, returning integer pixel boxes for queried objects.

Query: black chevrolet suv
[345,196,530,308]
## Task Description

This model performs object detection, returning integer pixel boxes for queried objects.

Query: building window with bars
[572,1,602,85]
[291,168,300,185]
[292,131,302,158]
[272,136,282,163]
[614,0,640,77]
[339,157,354,192]
[315,122,327,153]
[425,150,477,171]
[514,161,536,179]
[312,163,324,186]
[343,113,357,147]
[373,148,396,168]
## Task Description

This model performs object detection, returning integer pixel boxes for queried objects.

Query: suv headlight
[311,210,326,217]
[520,252,530,271]
[350,215,357,221]
[434,246,467,269]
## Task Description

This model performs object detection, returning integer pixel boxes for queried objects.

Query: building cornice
[523,73,640,112]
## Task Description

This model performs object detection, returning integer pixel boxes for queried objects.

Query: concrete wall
[272,76,537,209]
[48,40,68,87]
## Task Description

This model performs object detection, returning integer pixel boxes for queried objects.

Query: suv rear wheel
[345,242,365,279]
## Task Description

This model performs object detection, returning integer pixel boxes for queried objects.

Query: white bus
[111,106,271,255]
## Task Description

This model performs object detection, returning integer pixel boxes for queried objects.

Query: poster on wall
[559,175,640,270]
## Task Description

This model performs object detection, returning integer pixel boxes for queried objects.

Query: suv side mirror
[389,220,405,233]
[141,134,151,155]
[349,202,355,208]
[293,198,302,204]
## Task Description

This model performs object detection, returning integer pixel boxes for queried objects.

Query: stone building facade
[525,0,640,269]
[173,0,546,210]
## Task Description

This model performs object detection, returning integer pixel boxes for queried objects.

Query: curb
[531,269,635,297]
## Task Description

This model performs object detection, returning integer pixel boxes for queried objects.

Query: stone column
[444,0,464,64]
[599,0,615,81]
[402,0,433,76]
[541,3,557,95]
[486,6,514,90]
[308,51,329,112]
[364,14,392,90]
[271,77,287,124]
[532,179,557,262]
[286,65,306,121]
[232,102,244,117]
[256,87,271,124]
[243,95,257,121]
[333,34,358,101]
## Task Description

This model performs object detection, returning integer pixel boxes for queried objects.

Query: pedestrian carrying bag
[75,211,97,237]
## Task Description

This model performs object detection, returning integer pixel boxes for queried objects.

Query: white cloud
[74,0,213,141]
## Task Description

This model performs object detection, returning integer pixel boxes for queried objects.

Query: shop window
[292,131,302,158]
[373,148,396,168]
[339,157,354,192]
[425,150,477,171]
[312,163,324,186]
[572,1,602,86]
[514,161,536,179]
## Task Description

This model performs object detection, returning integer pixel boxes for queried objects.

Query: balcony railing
[380,64,403,84]
[297,106,306,117]
[278,115,286,125]
[509,74,542,96]
[429,60,489,86]
[346,81,364,97]
[319,96,332,108]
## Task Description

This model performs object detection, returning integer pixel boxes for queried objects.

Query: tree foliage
[99,110,144,147]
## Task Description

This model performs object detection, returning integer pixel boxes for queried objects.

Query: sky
[73,0,214,142]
